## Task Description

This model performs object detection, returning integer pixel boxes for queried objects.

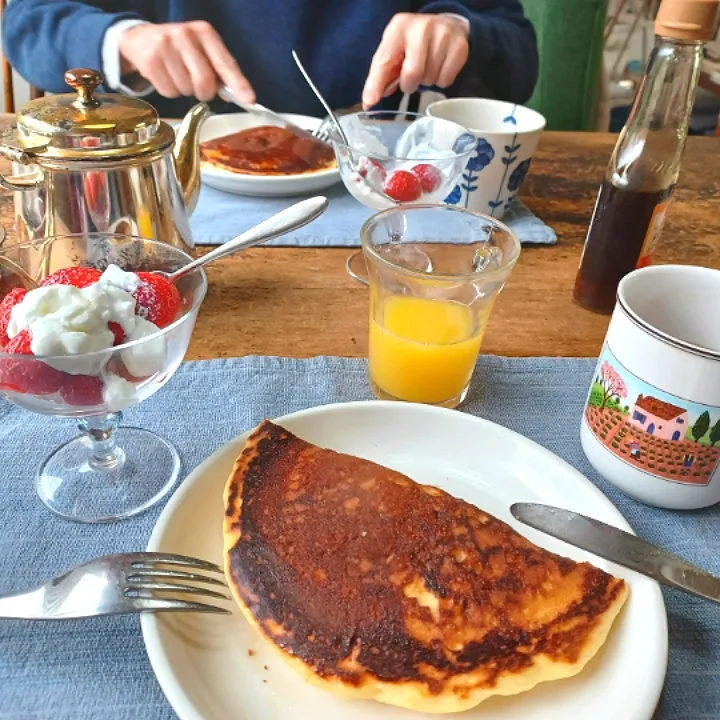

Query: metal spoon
[291,50,397,206]
[162,195,328,284]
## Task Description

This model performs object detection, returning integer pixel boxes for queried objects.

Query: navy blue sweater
[3,1,538,118]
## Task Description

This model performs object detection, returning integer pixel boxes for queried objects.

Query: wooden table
[1,118,719,360]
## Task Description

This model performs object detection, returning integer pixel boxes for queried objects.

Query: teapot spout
[173,102,210,215]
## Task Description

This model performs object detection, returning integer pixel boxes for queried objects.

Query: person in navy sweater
[2,1,537,118]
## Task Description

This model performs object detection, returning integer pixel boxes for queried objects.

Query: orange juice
[369,295,485,405]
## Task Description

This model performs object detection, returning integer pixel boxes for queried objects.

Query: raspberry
[0,288,27,347]
[411,164,442,193]
[382,170,423,203]
[40,267,102,289]
[59,374,104,406]
[133,273,181,328]
[358,157,387,182]
[0,330,64,396]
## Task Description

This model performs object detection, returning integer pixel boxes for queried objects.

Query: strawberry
[133,273,181,328]
[382,170,423,203]
[109,322,125,346]
[4,329,32,355]
[0,330,64,395]
[0,288,27,347]
[59,374,104,406]
[411,164,442,193]
[40,266,102,289]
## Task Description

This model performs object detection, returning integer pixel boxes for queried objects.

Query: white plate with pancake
[199,112,341,197]
[141,401,667,720]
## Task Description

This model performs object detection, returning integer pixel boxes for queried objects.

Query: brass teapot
[0,68,210,253]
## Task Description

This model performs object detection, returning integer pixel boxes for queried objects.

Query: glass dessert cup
[328,111,474,284]
[0,233,207,523]
[362,205,520,408]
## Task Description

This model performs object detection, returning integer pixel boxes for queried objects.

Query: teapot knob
[65,68,103,108]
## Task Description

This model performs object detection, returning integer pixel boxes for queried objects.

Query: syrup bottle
[574,0,720,314]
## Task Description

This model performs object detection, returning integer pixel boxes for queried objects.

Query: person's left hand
[362,13,469,109]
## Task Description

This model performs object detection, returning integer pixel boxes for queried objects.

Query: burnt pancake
[200,125,336,176]
[223,420,628,713]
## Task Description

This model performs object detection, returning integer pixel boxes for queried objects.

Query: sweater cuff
[62,10,146,88]
[102,19,154,96]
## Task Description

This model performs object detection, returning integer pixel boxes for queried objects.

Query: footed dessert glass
[0,233,207,523]
[328,111,474,284]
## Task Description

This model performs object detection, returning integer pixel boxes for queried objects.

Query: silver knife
[510,502,720,603]
[218,86,328,144]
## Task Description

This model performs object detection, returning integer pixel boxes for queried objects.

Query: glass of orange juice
[362,205,520,408]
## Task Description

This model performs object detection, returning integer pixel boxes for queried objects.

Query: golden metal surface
[0,87,209,256]
[12,67,160,159]
[173,102,211,213]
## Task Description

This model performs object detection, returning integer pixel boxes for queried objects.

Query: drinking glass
[0,233,207,523]
[362,205,520,408]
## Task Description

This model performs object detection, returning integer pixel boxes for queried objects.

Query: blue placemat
[0,356,717,719]
[189,183,557,247]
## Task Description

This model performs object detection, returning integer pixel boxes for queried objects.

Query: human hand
[362,13,469,109]
[118,21,255,103]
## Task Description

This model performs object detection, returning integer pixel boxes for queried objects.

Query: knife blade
[218,86,328,144]
[510,502,720,604]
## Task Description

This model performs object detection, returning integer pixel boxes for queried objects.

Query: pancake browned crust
[223,421,628,713]
[200,125,336,176]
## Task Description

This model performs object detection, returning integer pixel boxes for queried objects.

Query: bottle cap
[655,0,720,41]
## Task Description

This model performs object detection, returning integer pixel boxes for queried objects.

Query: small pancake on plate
[223,420,629,714]
[200,125,336,176]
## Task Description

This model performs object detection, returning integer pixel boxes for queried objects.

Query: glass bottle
[573,0,719,314]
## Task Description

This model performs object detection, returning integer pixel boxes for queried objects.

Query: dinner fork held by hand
[0,552,232,620]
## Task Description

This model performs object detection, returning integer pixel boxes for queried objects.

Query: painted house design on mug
[585,346,720,486]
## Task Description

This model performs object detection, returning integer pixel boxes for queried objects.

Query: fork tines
[125,552,232,614]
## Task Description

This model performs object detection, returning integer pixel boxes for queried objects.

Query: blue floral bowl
[426,98,546,220]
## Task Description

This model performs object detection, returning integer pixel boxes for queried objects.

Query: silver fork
[0,552,232,620]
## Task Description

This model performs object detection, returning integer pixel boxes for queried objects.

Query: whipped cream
[7,264,163,378]
[101,373,137,411]
[121,316,166,378]
[349,169,394,211]
[100,264,141,293]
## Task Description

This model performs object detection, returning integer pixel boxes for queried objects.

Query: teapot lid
[11,68,174,162]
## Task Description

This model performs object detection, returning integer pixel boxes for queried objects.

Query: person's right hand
[118,21,255,103]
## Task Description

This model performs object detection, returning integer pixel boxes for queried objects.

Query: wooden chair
[1,0,44,113]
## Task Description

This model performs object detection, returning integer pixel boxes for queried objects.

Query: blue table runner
[0,356,717,719]
[189,184,557,247]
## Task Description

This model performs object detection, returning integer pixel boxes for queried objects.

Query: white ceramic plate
[142,401,668,720]
[199,112,341,197]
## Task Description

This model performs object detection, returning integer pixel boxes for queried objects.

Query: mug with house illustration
[581,265,720,510]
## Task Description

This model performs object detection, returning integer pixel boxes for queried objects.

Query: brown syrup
[573,182,674,314]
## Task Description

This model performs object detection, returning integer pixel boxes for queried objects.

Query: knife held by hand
[511,502,720,604]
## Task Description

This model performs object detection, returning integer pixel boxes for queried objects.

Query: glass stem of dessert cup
[35,412,181,525]
[79,413,126,471]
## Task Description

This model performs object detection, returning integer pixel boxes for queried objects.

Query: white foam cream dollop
[7,265,163,377]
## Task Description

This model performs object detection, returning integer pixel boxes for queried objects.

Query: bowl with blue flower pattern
[426,98,546,220]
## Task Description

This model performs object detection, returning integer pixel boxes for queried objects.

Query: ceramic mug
[425,98,545,220]
[581,265,720,509]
